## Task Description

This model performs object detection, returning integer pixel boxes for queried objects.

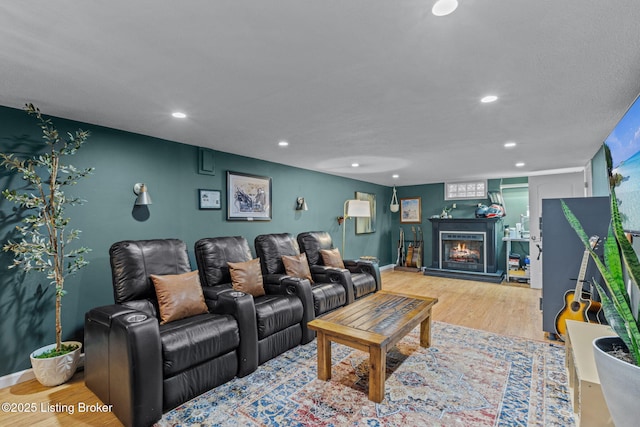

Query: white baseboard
[0,353,85,389]
[379,263,395,271]
[0,368,35,389]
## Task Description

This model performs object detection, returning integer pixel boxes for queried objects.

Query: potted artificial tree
[562,182,640,427]
[1,104,93,386]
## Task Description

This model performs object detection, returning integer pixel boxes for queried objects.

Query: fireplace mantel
[427,217,503,279]
[428,217,501,225]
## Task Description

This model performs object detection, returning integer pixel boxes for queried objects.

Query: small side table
[502,237,530,283]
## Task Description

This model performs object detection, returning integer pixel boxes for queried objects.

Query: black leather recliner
[297,231,381,299]
[194,236,315,365]
[84,239,257,427]
[254,233,351,316]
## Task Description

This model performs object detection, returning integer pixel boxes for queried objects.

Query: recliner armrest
[213,290,259,377]
[260,275,316,344]
[109,309,163,427]
[85,304,138,408]
[262,273,289,285]
[343,259,382,291]
[280,277,315,343]
[309,265,355,304]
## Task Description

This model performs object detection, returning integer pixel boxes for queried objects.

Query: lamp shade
[345,199,370,218]
[134,183,152,205]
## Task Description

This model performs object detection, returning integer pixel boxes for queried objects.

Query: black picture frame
[226,171,272,221]
[198,189,221,210]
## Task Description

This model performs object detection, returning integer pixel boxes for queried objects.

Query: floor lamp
[341,199,371,258]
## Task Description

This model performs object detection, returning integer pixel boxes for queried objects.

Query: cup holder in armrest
[228,291,246,298]
[126,314,148,323]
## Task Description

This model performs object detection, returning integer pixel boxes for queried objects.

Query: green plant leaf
[562,198,640,364]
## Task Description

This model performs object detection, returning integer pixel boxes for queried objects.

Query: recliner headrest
[254,233,299,275]
[194,236,252,286]
[109,239,191,304]
[297,231,333,266]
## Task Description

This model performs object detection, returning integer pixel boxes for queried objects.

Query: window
[445,181,487,200]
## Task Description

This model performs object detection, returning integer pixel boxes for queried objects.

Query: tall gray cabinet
[541,196,610,336]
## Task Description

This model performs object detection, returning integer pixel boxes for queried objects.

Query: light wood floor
[0,270,551,426]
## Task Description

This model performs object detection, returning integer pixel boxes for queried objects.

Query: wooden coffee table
[307,290,438,403]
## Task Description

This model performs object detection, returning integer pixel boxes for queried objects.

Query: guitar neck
[572,248,591,302]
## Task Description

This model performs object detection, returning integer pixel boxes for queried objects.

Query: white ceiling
[2,1,640,186]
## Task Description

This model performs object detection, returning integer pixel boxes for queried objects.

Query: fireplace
[440,232,486,273]
[427,218,502,280]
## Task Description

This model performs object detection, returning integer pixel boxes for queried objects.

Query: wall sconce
[340,199,371,257]
[295,197,308,211]
[133,183,152,205]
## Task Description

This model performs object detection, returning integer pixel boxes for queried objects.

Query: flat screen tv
[604,94,640,234]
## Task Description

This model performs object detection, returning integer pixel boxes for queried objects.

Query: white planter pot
[593,336,640,427]
[30,341,82,387]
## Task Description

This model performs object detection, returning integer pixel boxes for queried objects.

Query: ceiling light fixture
[481,95,498,103]
[172,112,187,119]
[504,142,517,148]
[351,163,360,168]
[392,174,399,179]
[432,0,459,16]
[278,141,289,147]
[515,162,525,167]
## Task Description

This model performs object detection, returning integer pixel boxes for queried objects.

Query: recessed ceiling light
[432,0,459,16]
[515,162,525,167]
[351,163,360,168]
[172,112,187,118]
[278,141,289,147]
[504,141,517,148]
[392,174,399,179]
[481,95,498,103]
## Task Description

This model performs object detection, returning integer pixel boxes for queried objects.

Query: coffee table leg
[419,311,432,348]
[369,346,386,403]
[316,331,332,380]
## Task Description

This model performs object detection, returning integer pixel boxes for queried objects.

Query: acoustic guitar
[414,226,423,269]
[405,226,415,267]
[554,235,602,340]
[397,227,406,266]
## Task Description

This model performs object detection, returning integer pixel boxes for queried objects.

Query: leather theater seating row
[84,231,380,427]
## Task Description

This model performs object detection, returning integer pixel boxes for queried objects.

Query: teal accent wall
[0,102,604,379]
[0,105,392,376]
[392,178,528,271]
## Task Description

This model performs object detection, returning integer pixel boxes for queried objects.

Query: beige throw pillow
[151,270,208,324]
[282,253,314,283]
[320,248,345,269]
[228,258,266,297]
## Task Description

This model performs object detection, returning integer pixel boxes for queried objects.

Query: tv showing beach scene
[605,95,640,234]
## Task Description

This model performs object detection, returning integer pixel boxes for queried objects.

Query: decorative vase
[30,341,82,386]
[593,336,640,427]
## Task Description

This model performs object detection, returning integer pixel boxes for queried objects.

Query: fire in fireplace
[440,232,486,273]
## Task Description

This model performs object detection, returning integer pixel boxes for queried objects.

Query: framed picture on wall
[400,197,421,223]
[226,171,272,221]
[198,189,221,210]
[355,191,376,234]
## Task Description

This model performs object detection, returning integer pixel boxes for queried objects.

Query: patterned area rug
[156,322,575,426]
